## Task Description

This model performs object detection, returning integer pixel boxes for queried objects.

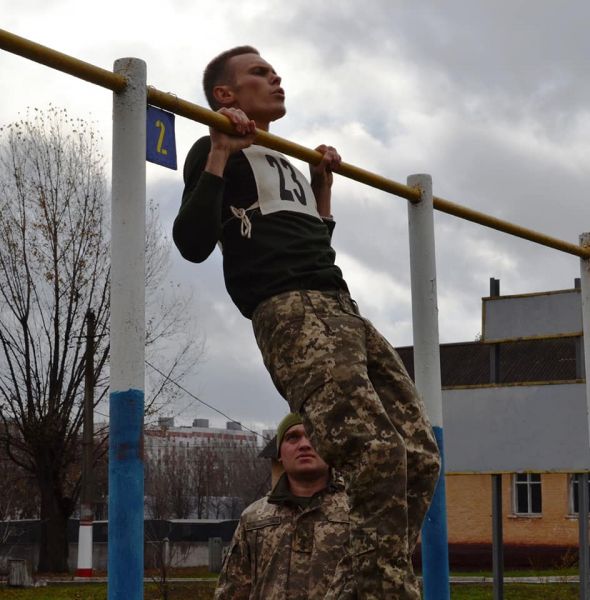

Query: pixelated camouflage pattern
[252,290,441,600]
[214,475,350,600]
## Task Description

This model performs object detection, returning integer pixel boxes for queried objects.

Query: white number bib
[242,146,321,220]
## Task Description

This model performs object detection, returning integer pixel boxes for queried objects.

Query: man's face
[223,53,286,128]
[279,424,329,481]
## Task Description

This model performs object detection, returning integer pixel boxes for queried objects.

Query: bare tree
[210,442,271,519]
[189,445,220,519]
[0,107,201,573]
[145,449,198,520]
[144,200,204,415]
[0,425,39,520]
[145,457,173,521]
[198,439,270,519]
[144,449,197,600]
[144,521,191,600]
[0,428,38,574]
[145,437,271,521]
[227,444,271,513]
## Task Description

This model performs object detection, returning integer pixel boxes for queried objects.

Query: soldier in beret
[215,413,350,600]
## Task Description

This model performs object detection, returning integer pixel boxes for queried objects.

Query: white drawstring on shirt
[230,203,258,239]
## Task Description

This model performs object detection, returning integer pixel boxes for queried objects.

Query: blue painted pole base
[421,426,450,600]
[108,389,144,600]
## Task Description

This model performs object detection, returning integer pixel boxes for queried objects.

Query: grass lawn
[0,581,217,599]
[451,583,579,599]
[0,568,583,599]
[0,581,582,599]
[453,567,579,578]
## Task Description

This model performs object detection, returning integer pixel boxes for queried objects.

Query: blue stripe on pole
[108,389,144,600]
[421,425,450,600]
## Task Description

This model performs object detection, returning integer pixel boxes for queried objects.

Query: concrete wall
[0,540,222,574]
[443,383,590,473]
[482,289,582,342]
[0,518,238,574]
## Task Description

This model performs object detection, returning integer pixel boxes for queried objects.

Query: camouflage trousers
[252,290,441,600]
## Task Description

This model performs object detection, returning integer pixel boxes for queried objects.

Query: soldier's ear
[213,84,235,108]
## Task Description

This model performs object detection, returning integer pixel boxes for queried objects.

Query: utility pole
[76,308,95,578]
[489,278,504,600]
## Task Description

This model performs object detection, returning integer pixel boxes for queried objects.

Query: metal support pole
[488,278,504,599]
[407,174,450,599]
[76,309,95,578]
[581,233,590,436]
[580,473,589,600]
[489,286,501,384]
[108,58,146,600]
[580,233,590,600]
[575,278,585,380]
[492,475,504,600]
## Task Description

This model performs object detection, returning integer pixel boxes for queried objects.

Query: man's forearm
[312,185,332,218]
[205,145,232,177]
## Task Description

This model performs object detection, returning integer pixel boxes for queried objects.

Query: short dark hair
[203,46,259,110]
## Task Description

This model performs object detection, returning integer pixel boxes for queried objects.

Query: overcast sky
[1,1,588,434]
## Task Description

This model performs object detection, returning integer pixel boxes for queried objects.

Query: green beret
[276,412,303,453]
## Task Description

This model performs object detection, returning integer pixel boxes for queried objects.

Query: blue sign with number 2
[146,106,177,170]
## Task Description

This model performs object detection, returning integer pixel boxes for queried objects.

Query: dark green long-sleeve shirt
[173,137,348,318]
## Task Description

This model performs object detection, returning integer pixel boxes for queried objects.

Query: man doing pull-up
[173,46,440,599]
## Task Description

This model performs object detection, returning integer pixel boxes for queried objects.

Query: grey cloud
[154,1,589,431]
[17,0,582,431]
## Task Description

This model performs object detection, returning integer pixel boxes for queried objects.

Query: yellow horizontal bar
[2,27,589,259]
[0,28,126,92]
[431,195,589,258]
[148,88,590,259]
[146,88,418,202]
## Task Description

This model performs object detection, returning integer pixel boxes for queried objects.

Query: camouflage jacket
[214,474,350,599]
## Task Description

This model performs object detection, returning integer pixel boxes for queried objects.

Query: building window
[513,473,542,515]
[570,474,590,514]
